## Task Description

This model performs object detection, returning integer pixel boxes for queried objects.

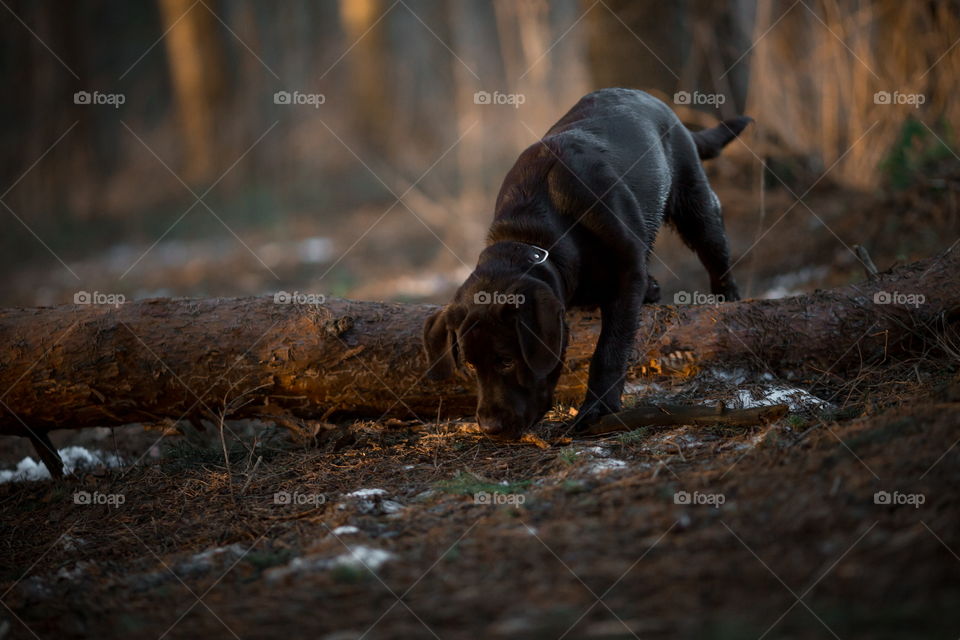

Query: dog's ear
[516,287,564,378]
[423,307,460,380]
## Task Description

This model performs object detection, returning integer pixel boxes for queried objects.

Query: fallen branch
[0,249,956,476]
[586,403,789,435]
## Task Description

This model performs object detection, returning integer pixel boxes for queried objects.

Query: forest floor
[2,353,959,639]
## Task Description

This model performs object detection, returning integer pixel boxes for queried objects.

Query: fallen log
[586,403,789,435]
[0,249,956,460]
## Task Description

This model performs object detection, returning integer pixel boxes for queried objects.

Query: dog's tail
[690,116,753,160]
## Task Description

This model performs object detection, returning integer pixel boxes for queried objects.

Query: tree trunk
[338,0,391,152]
[0,250,957,446]
[159,0,225,183]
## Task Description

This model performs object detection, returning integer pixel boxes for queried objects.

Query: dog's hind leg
[668,182,740,301]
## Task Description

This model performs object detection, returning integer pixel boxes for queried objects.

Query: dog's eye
[496,357,515,371]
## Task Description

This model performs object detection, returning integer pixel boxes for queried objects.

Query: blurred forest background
[1,0,958,308]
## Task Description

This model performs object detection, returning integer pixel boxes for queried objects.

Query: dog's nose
[477,413,506,436]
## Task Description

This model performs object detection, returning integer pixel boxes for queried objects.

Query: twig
[586,403,789,435]
[217,409,233,487]
[854,244,880,280]
[240,456,263,495]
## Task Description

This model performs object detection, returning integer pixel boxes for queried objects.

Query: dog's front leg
[572,270,646,429]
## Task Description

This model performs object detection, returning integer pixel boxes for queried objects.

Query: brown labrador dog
[423,88,751,438]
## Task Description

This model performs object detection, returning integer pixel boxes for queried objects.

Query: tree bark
[0,250,956,446]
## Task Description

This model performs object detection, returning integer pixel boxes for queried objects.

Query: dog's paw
[716,283,740,302]
[569,410,599,432]
[569,401,617,432]
[643,276,661,303]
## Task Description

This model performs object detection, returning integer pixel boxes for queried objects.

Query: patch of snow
[381,500,405,514]
[710,368,750,384]
[578,446,610,458]
[340,488,404,515]
[177,543,246,574]
[55,561,95,582]
[265,556,323,581]
[412,489,436,502]
[265,546,393,582]
[345,488,388,498]
[653,432,710,449]
[707,368,829,413]
[0,447,124,483]
[574,444,627,475]
[331,525,360,536]
[737,385,829,412]
[758,266,829,299]
[61,535,88,551]
[588,459,628,475]
[330,546,393,570]
[761,285,800,299]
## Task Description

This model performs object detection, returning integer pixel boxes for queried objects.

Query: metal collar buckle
[527,244,549,265]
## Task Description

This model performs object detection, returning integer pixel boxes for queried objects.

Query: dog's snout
[477,413,506,436]
[478,410,526,438]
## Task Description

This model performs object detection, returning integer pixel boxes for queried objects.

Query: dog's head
[423,276,567,438]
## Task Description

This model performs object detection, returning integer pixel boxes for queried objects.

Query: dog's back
[544,88,749,225]
[491,88,748,300]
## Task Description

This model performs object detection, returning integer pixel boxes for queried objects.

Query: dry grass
[745,0,960,189]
